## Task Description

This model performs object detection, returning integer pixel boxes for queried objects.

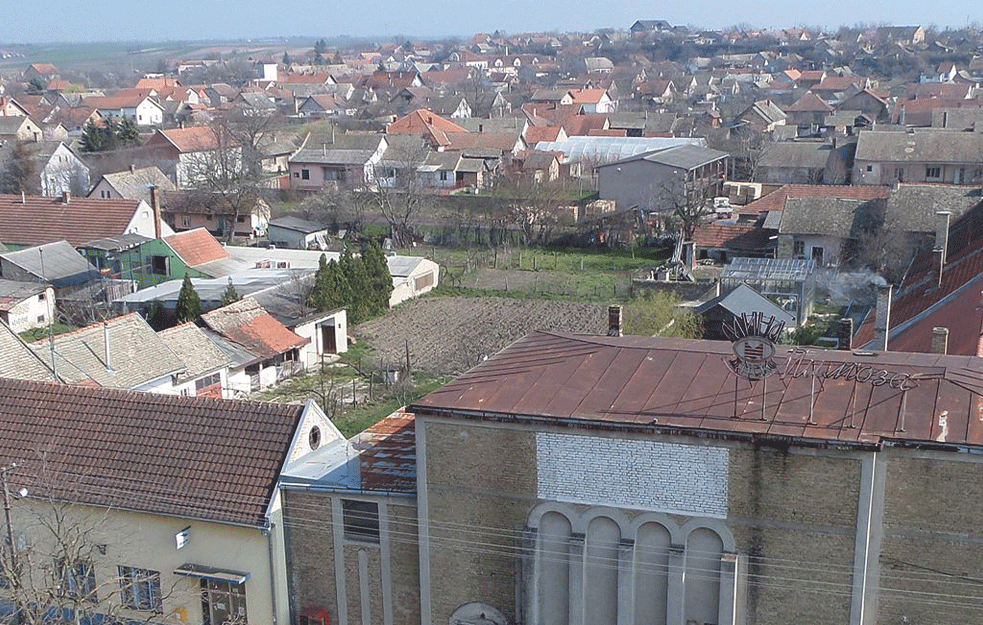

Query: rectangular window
[342,499,380,543]
[414,272,435,291]
[293,172,300,178]
[201,579,247,625]
[57,559,96,602]
[118,566,162,612]
[793,240,805,257]
[150,255,169,275]
[301,169,310,180]
[926,166,941,179]
[866,165,873,172]
[195,372,221,391]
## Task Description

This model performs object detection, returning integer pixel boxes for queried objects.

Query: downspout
[264,509,280,625]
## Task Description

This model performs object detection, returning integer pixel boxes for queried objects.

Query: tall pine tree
[360,239,393,315]
[175,274,202,322]
[339,247,370,323]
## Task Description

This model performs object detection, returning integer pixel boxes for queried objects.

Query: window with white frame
[118,566,162,612]
[926,166,941,179]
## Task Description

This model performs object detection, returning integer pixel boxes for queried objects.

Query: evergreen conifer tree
[219,280,242,307]
[146,299,169,331]
[360,239,393,314]
[175,275,202,322]
[339,247,370,323]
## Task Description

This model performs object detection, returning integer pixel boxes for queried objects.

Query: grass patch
[331,373,449,439]
[19,323,76,343]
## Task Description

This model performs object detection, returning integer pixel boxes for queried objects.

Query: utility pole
[2,462,25,625]
[1,463,18,574]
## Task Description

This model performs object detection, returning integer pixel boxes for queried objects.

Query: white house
[87,94,165,126]
[37,141,90,197]
[0,279,54,333]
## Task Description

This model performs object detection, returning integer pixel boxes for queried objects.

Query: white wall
[1,287,55,333]
[293,310,348,369]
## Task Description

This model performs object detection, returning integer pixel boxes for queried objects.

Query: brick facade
[282,490,420,625]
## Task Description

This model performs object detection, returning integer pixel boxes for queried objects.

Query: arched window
[684,527,724,625]
[584,516,621,625]
[537,511,571,625]
[635,522,671,625]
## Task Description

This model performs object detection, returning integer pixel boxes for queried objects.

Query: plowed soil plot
[356,297,607,375]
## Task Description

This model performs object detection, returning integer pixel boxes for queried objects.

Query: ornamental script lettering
[777,352,918,391]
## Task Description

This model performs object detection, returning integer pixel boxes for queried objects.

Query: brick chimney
[149,185,162,239]
[933,211,951,288]
[874,284,892,351]
[61,190,70,204]
[607,305,623,337]
[931,327,949,355]
[837,317,853,350]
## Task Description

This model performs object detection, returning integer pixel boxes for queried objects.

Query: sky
[3,0,981,44]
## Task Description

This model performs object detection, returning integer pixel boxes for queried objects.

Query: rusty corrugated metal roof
[410,332,983,448]
[352,411,416,492]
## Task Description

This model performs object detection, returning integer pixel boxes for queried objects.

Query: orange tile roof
[201,298,307,359]
[135,77,183,89]
[569,88,608,104]
[524,125,564,143]
[386,109,468,135]
[164,228,229,267]
[150,126,233,152]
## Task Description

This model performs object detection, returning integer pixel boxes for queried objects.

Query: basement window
[342,499,380,543]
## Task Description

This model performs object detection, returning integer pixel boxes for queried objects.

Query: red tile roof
[740,184,891,216]
[524,125,564,143]
[692,222,771,251]
[785,91,834,112]
[386,109,468,135]
[352,410,416,492]
[164,228,230,267]
[563,113,609,136]
[0,377,304,526]
[148,126,232,152]
[855,220,983,356]
[0,194,144,247]
[411,331,983,448]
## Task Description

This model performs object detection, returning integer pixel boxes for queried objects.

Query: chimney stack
[103,322,113,373]
[149,185,162,239]
[61,190,70,204]
[837,317,854,350]
[931,327,949,355]
[129,163,136,173]
[874,284,892,351]
[607,305,623,337]
[934,211,951,287]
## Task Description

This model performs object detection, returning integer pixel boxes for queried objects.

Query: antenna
[38,246,56,380]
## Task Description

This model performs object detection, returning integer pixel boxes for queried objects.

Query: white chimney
[103,322,114,373]
[934,211,951,287]
[874,284,892,351]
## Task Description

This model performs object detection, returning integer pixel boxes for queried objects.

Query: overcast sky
[4,0,980,44]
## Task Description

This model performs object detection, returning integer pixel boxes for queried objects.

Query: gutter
[409,406,887,452]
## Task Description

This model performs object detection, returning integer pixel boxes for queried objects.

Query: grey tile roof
[855,129,983,163]
[778,196,880,238]
[98,166,176,203]
[758,142,833,169]
[0,240,99,288]
[157,322,232,383]
[0,321,57,382]
[694,283,796,326]
[885,184,983,234]
[268,216,329,234]
[290,147,375,165]
[29,313,186,389]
